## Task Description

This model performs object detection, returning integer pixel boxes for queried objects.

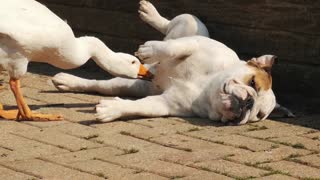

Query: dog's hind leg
[164,14,209,40]
[139,0,170,35]
[96,95,188,122]
[52,73,152,98]
[139,1,209,39]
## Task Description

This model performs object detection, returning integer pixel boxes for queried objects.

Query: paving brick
[259,161,320,179]
[0,121,39,134]
[131,118,204,131]
[242,126,313,139]
[21,72,54,91]
[97,119,203,142]
[271,136,320,152]
[22,87,89,105]
[171,117,220,127]
[57,91,104,103]
[69,159,137,179]
[294,153,320,168]
[151,134,251,154]
[103,154,199,178]
[93,121,151,136]
[0,134,68,162]
[301,131,320,140]
[0,90,44,110]
[47,122,99,139]
[13,128,102,151]
[23,120,69,128]
[94,133,157,150]
[248,120,291,129]
[179,171,232,180]
[228,146,311,165]
[4,159,103,179]
[186,131,276,152]
[98,149,200,178]
[43,147,123,165]
[0,166,36,180]
[120,172,168,180]
[255,174,298,180]
[193,159,269,178]
[35,107,96,123]
[202,124,254,135]
[161,150,228,166]
[94,120,181,140]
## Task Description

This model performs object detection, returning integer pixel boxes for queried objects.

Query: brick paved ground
[0,63,319,180]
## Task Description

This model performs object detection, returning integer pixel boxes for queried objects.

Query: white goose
[0,0,151,121]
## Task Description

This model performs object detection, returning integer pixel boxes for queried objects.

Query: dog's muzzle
[231,95,255,125]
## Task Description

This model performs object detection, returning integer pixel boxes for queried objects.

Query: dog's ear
[247,55,276,74]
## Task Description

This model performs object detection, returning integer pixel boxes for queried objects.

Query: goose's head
[116,53,153,80]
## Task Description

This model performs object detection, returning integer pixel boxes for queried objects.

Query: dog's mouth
[231,96,254,125]
[222,83,255,125]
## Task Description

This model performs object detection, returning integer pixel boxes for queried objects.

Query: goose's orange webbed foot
[8,78,63,121]
[0,104,19,120]
[17,112,63,121]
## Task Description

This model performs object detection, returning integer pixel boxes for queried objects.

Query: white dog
[53,1,291,125]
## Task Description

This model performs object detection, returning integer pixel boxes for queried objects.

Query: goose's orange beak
[138,64,154,80]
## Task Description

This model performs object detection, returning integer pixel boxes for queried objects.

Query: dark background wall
[38,0,320,111]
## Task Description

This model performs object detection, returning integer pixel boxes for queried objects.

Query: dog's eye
[257,111,266,119]
[249,77,256,90]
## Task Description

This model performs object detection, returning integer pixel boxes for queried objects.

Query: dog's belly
[152,56,209,91]
[151,45,240,91]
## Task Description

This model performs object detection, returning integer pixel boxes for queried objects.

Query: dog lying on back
[53,1,290,125]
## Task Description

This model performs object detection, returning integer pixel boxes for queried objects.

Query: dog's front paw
[52,73,86,92]
[135,41,159,64]
[96,97,127,122]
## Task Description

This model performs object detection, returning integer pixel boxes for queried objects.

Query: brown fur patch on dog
[244,65,272,91]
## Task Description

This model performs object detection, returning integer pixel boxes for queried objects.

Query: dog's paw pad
[139,0,160,23]
[96,97,126,122]
[52,73,85,92]
[135,44,155,64]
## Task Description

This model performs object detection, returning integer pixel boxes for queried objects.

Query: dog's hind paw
[96,97,126,122]
[138,0,160,25]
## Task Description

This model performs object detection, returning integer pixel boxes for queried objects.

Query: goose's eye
[249,77,256,90]
[132,61,136,64]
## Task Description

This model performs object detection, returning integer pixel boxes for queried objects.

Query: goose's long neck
[81,37,116,71]
[80,36,131,77]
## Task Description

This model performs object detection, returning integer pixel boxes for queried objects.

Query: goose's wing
[0,0,74,48]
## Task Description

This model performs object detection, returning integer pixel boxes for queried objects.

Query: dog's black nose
[244,96,254,110]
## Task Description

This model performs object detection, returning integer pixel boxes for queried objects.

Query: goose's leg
[0,80,19,120]
[8,78,63,121]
